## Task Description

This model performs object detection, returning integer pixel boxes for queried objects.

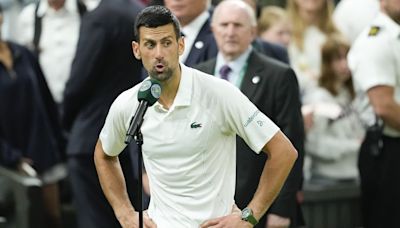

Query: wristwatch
[241,207,258,226]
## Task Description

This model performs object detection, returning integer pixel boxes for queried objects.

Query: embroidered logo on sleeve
[190,122,202,128]
[244,110,260,127]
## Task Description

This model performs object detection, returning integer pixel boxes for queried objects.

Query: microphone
[125,78,162,144]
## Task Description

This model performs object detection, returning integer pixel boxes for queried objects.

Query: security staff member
[348,0,400,227]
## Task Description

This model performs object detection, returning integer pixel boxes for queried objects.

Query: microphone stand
[125,114,145,228]
[134,130,144,228]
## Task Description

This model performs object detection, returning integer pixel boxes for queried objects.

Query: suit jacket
[183,10,289,67]
[183,10,218,67]
[252,38,290,64]
[195,50,305,227]
[63,0,144,156]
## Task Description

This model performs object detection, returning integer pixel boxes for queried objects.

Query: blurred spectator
[195,1,304,227]
[62,0,144,227]
[0,5,65,227]
[286,0,338,103]
[333,0,379,44]
[242,0,261,18]
[16,0,85,106]
[258,5,292,48]
[348,0,400,226]
[164,0,218,67]
[242,0,290,64]
[163,0,290,66]
[304,34,364,184]
[0,0,36,41]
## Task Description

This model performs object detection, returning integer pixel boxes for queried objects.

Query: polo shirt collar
[172,63,193,107]
[154,63,192,111]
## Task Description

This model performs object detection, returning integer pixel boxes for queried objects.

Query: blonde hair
[286,0,338,50]
[257,6,288,35]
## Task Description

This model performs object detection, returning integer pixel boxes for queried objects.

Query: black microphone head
[137,78,162,106]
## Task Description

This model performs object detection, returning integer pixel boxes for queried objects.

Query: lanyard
[234,62,248,88]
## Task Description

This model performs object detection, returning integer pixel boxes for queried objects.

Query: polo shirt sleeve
[350,35,397,92]
[220,82,280,153]
[99,92,132,157]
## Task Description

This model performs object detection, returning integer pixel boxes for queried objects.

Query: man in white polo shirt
[94,5,298,228]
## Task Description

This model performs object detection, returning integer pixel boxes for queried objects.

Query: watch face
[241,207,258,225]
[241,208,251,220]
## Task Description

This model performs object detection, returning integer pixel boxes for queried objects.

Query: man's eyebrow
[143,35,174,42]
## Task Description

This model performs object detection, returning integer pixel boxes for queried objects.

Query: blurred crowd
[1,0,399,227]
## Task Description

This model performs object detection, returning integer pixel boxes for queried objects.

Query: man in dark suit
[164,0,218,67]
[195,1,304,227]
[163,0,289,67]
[62,0,144,227]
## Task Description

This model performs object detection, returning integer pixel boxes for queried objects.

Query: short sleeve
[219,82,280,153]
[349,36,397,92]
[99,91,136,156]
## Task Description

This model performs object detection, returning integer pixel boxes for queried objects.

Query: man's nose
[155,45,164,59]
[225,24,236,35]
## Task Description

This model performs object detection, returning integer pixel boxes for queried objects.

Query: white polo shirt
[100,64,279,227]
[348,12,400,137]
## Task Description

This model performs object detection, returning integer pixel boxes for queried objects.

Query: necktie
[219,65,232,81]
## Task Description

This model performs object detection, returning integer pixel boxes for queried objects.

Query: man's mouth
[155,63,165,73]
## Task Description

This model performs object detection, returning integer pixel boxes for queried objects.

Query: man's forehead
[214,7,252,25]
[139,24,176,37]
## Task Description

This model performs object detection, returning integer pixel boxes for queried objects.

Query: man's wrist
[241,207,258,226]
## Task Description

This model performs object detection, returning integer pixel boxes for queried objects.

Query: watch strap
[241,207,258,226]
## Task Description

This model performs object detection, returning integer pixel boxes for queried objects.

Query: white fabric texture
[305,87,365,180]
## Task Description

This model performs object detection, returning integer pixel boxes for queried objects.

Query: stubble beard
[149,67,173,82]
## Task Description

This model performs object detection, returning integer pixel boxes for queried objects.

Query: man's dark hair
[134,5,181,42]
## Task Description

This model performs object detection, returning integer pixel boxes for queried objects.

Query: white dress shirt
[180,10,210,63]
[16,0,82,103]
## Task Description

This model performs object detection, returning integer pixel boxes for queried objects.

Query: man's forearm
[379,102,400,131]
[93,140,135,217]
[368,86,400,131]
[246,131,298,221]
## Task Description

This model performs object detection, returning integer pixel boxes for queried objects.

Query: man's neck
[48,0,66,11]
[158,67,182,110]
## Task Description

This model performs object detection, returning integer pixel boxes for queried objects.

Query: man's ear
[178,36,185,56]
[132,41,141,60]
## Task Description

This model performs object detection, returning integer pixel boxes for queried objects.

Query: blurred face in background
[259,20,292,47]
[381,0,400,24]
[294,0,325,14]
[331,47,351,83]
[164,0,208,26]
[211,1,257,61]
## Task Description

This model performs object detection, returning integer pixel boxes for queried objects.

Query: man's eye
[163,41,171,47]
[145,43,155,49]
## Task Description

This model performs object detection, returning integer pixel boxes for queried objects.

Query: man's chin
[149,72,171,82]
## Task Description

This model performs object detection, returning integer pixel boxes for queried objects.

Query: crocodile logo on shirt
[190,122,202,129]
